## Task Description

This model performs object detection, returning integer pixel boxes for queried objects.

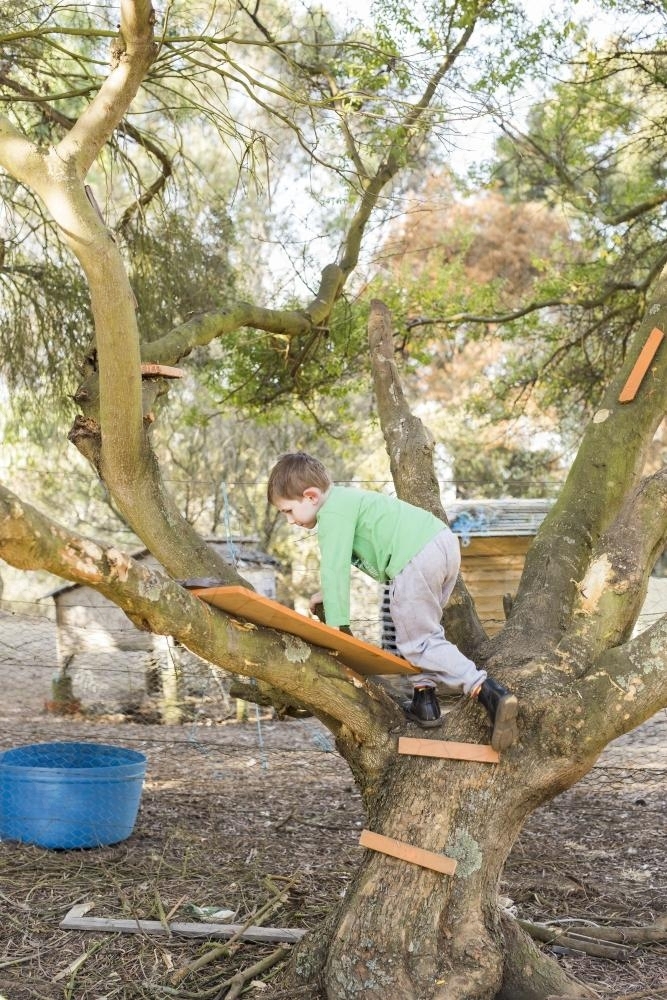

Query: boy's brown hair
[267,452,331,502]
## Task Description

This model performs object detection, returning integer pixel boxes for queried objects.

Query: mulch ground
[0,706,665,1000]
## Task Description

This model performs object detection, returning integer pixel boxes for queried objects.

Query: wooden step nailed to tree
[398,737,500,763]
[359,829,457,875]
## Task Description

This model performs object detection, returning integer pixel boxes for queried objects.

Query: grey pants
[389,528,486,694]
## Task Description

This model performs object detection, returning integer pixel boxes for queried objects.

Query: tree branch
[0,481,401,770]
[504,274,667,650]
[577,612,667,750]
[368,298,487,658]
[500,121,667,227]
[0,7,234,584]
[141,263,344,363]
[338,14,480,278]
[58,0,158,175]
[557,466,667,669]
[0,69,175,231]
[0,115,41,185]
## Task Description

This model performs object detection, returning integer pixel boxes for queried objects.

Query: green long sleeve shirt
[316,485,446,626]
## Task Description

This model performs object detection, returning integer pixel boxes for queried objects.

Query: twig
[171,875,300,985]
[215,944,291,1000]
[165,895,189,923]
[273,811,294,830]
[254,989,313,999]
[59,940,106,999]
[550,991,667,1000]
[155,888,172,936]
[0,954,38,970]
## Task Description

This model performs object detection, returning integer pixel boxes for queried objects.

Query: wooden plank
[60,904,305,943]
[191,586,419,676]
[359,829,457,876]
[619,327,664,403]
[398,737,499,763]
[140,363,185,378]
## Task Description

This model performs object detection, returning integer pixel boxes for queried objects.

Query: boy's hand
[310,593,325,622]
[308,591,323,612]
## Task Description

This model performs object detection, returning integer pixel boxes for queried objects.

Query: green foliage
[3,0,665,518]
[0,399,133,542]
[482,17,667,419]
[0,196,93,407]
[0,2,111,140]
[126,201,237,343]
[366,3,667,476]
[197,296,371,418]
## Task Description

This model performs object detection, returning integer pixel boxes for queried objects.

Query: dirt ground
[0,615,666,1000]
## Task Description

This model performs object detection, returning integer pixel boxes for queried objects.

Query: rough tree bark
[1,4,667,999]
[293,299,667,1000]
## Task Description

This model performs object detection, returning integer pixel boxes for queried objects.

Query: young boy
[267,452,518,751]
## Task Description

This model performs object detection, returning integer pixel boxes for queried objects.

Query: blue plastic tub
[0,742,146,849]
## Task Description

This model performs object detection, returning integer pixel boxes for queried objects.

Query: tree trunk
[497,915,596,1000]
[295,718,596,1000]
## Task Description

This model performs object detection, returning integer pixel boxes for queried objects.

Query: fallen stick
[552,916,667,944]
[519,919,632,960]
[0,955,36,971]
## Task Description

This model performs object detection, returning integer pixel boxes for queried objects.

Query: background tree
[373,177,574,496]
[361,6,667,484]
[412,4,667,432]
[1,3,666,1000]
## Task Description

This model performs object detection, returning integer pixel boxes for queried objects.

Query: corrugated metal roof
[446,499,553,541]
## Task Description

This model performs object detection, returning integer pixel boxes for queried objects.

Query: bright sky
[330,0,640,36]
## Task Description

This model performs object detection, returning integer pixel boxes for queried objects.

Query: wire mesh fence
[0,602,665,843]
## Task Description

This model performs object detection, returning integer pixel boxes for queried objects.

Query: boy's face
[273,488,325,529]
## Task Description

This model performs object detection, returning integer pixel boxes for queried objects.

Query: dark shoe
[476,678,518,751]
[403,686,443,729]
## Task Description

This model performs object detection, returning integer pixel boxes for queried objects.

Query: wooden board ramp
[191,586,419,676]
[619,327,664,403]
[398,737,499,763]
[359,829,457,876]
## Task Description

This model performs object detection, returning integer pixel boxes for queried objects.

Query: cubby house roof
[446,499,553,543]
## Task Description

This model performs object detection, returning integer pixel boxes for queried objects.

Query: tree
[368,8,667,456]
[460,10,667,430]
[1,3,666,999]
[373,179,574,496]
